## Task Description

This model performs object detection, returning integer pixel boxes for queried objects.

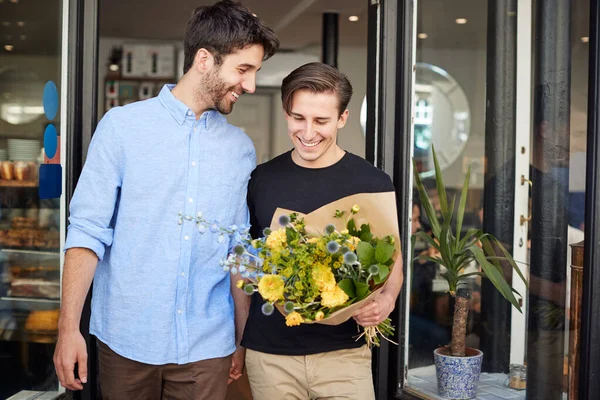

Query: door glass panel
[0,0,65,397]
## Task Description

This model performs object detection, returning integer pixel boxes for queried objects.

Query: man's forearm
[230,274,251,346]
[58,248,99,333]
[382,253,404,301]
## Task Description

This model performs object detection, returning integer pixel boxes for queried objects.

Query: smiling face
[195,44,264,114]
[286,89,348,168]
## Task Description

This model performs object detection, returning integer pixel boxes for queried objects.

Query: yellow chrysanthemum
[315,311,325,321]
[265,228,287,250]
[258,274,285,302]
[285,311,304,326]
[321,286,349,308]
[307,237,319,244]
[347,236,361,251]
[236,279,244,289]
[340,229,349,235]
[311,264,336,292]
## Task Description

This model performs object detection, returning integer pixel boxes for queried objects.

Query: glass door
[0,0,68,397]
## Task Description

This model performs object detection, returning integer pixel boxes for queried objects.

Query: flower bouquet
[224,192,401,347]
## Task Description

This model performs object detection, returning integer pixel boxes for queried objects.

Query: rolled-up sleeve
[65,111,123,260]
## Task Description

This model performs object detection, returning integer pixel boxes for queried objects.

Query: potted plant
[411,148,528,399]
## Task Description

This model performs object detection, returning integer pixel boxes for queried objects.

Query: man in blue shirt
[52,2,278,399]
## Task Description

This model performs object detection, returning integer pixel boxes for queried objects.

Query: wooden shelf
[0,181,37,188]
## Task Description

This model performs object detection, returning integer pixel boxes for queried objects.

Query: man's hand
[53,329,88,391]
[228,346,246,384]
[353,292,396,327]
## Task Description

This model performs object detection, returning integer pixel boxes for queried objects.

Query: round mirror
[0,67,46,125]
[359,63,470,178]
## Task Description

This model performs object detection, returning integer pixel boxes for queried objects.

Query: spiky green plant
[411,147,528,357]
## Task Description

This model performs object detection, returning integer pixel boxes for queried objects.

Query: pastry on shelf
[9,279,60,299]
[0,161,14,180]
[24,309,60,333]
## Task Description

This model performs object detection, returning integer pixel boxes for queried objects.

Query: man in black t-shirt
[236,62,404,400]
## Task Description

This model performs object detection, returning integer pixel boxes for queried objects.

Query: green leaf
[413,159,441,238]
[375,240,395,264]
[373,264,390,284]
[338,278,356,298]
[357,241,375,265]
[286,227,298,245]
[415,255,446,267]
[469,245,522,313]
[413,231,441,252]
[354,280,370,299]
[348,219,358,236]
[457,228,484,252]
[432,146,448,217]
[491,236,529,289]
[455,165,471,248]
[360,231,374,242]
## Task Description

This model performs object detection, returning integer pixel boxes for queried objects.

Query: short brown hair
[281,62,353,116]
[183,0,279,74]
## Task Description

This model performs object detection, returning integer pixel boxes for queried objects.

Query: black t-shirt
[240,150,395,355]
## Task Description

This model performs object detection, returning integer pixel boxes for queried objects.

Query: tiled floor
[407,366,526,400]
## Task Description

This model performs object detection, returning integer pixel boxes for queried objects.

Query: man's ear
[337,109,350,129]
[193,48,215,73]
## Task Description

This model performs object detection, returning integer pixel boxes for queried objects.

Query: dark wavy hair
[183,0,279,74]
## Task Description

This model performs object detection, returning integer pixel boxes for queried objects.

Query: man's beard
[197,67,236,115]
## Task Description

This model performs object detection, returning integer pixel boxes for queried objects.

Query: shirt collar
[158,84,224,129]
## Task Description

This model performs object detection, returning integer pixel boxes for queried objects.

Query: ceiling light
[17,21,25,27]
[349,16,359,22]
[581,36,590,43]
[418,33,428,39]
[109,64,119,72]
[2,22,11,27]
[10,0,19,3]
[455,18,467,24]
[4,45,14,51]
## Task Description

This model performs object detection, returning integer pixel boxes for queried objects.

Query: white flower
[197,224,206,234]
[196,211,203,218]
[218,234,225,244]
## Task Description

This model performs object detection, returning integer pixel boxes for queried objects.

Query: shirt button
[187,111,193,116]
[188,198,193,203]
[191,161,197,167]
[178,309,182,314]
[184,235,189,241]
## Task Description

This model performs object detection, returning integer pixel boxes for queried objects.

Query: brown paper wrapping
[268,191,400,326]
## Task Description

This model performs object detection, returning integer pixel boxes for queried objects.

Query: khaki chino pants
[245,346,375,400]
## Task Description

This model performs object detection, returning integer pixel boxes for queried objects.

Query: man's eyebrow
[239,63,259,70]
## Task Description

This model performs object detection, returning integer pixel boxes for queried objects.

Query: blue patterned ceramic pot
[434,347,483,399]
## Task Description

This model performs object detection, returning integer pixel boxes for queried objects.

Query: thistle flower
[343,252,358,264]
[285,311,303,326]
[340,246,350,254]
[284,301,295,314]
[278,215,291,226]
[263,228,272,236]
[327,241,340,254]
[369,264,380,275]
[261,302,275,316]
[233,245,245,256]
[243,284,255,296]
[325,224,336,234]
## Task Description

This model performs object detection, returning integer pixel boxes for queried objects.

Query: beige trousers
[245,346,375,400]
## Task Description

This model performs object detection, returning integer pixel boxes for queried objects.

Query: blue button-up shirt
[65,84,255,365]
